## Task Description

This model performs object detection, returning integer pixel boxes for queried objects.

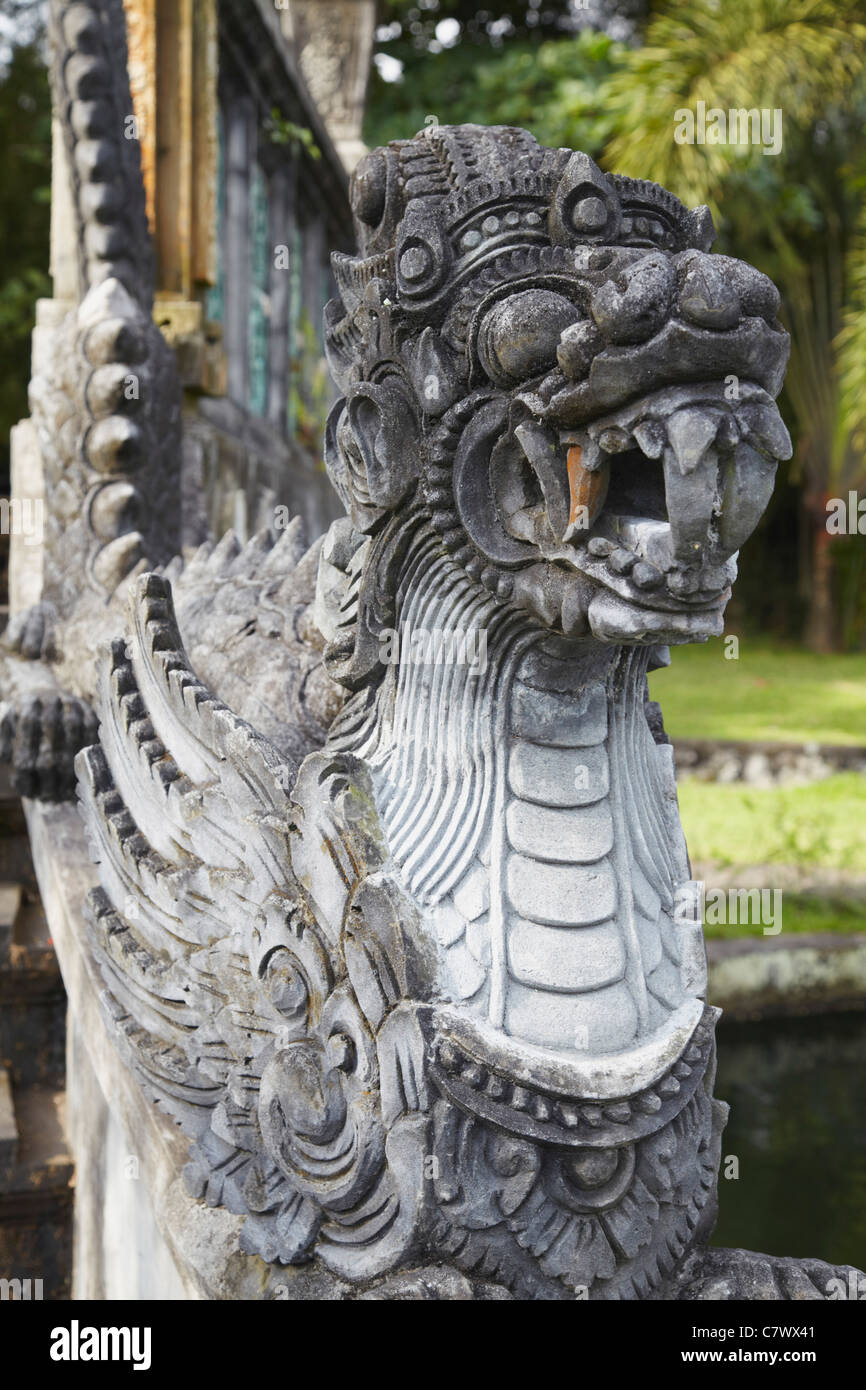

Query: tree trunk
[804,496,838,652]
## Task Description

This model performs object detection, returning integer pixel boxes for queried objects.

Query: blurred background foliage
[368,0,866,652]
[0,1,863,651]
[0,0,51,494]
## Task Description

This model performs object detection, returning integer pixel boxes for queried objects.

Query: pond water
[712,1011,866,1270]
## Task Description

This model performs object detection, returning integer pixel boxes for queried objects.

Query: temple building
[47,0,375,547]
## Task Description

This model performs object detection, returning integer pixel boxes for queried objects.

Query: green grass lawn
[677,773,866,873]
[648,638,866,745]
[650,639,866,936]
[702,893,866,939]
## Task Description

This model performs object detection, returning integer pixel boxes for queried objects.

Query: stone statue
[4,3,863,1300]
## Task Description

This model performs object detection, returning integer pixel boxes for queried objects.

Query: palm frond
[602,0,866,212]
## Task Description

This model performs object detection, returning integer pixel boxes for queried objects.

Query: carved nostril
[589,253,675,346]
[677,251,740,330]
[557,319,603,380]
[714,256,781,323]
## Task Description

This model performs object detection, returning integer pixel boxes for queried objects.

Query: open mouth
[463,378,791,644]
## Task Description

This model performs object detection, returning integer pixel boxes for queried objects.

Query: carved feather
[76,571,327,1258]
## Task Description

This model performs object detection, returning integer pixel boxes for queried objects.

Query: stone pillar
[222,95,254,410]
[7,114,77,619]
[267,161,295,432]
[123,0,222,390]
[281,0,376,172]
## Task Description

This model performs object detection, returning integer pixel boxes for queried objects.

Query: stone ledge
[675,737,866,784]
[708,932,866,1021]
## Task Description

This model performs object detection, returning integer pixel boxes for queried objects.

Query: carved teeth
[667,568,702,596]
[632,419,666,459]
[716,413,739,450]
[588,536,613,557]
[631,561,663,590]
[573,436,605,473]
[461,1062,485,1088]
[608,548,637,575]
[515,420,572,540]
[597,426,633,455]
[511,1086,531,1111]
[438,1040,461,1073]
[738,403,793,460]
[662,429,720,564]
[665,408,720,475]
[565,444,609,539]
[580,1104,603,1127]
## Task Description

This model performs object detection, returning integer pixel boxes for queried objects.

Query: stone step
[0,1079,71,1195]
[0,1067,15,1168]
[0,879,65,1090]
[0,882,22,958]
[0,1077,73,1300]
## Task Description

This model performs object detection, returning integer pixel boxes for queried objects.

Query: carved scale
[336,529,706,1055]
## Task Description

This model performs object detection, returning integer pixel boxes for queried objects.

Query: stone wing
[164,518,344,769]
[75,571,323,1261]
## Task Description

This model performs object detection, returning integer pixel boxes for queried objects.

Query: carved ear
[345,380,420,515]
[324,298,354,392]
[406,327,464,417]
[324,398,353,514]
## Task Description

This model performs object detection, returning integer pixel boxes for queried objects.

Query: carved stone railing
[2,3,864,1301]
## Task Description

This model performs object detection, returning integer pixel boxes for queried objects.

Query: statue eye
[477,290,581,385]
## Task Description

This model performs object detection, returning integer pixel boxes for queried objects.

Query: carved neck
[329,533,699,1059]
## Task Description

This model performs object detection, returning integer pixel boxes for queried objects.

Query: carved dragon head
[322,124,791,662]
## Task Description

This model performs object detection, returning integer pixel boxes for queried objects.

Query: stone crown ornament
[43,115,860,1298]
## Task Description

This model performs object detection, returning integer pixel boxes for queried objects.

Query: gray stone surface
[8,89,864,1296]
[671,1247,864,1301]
